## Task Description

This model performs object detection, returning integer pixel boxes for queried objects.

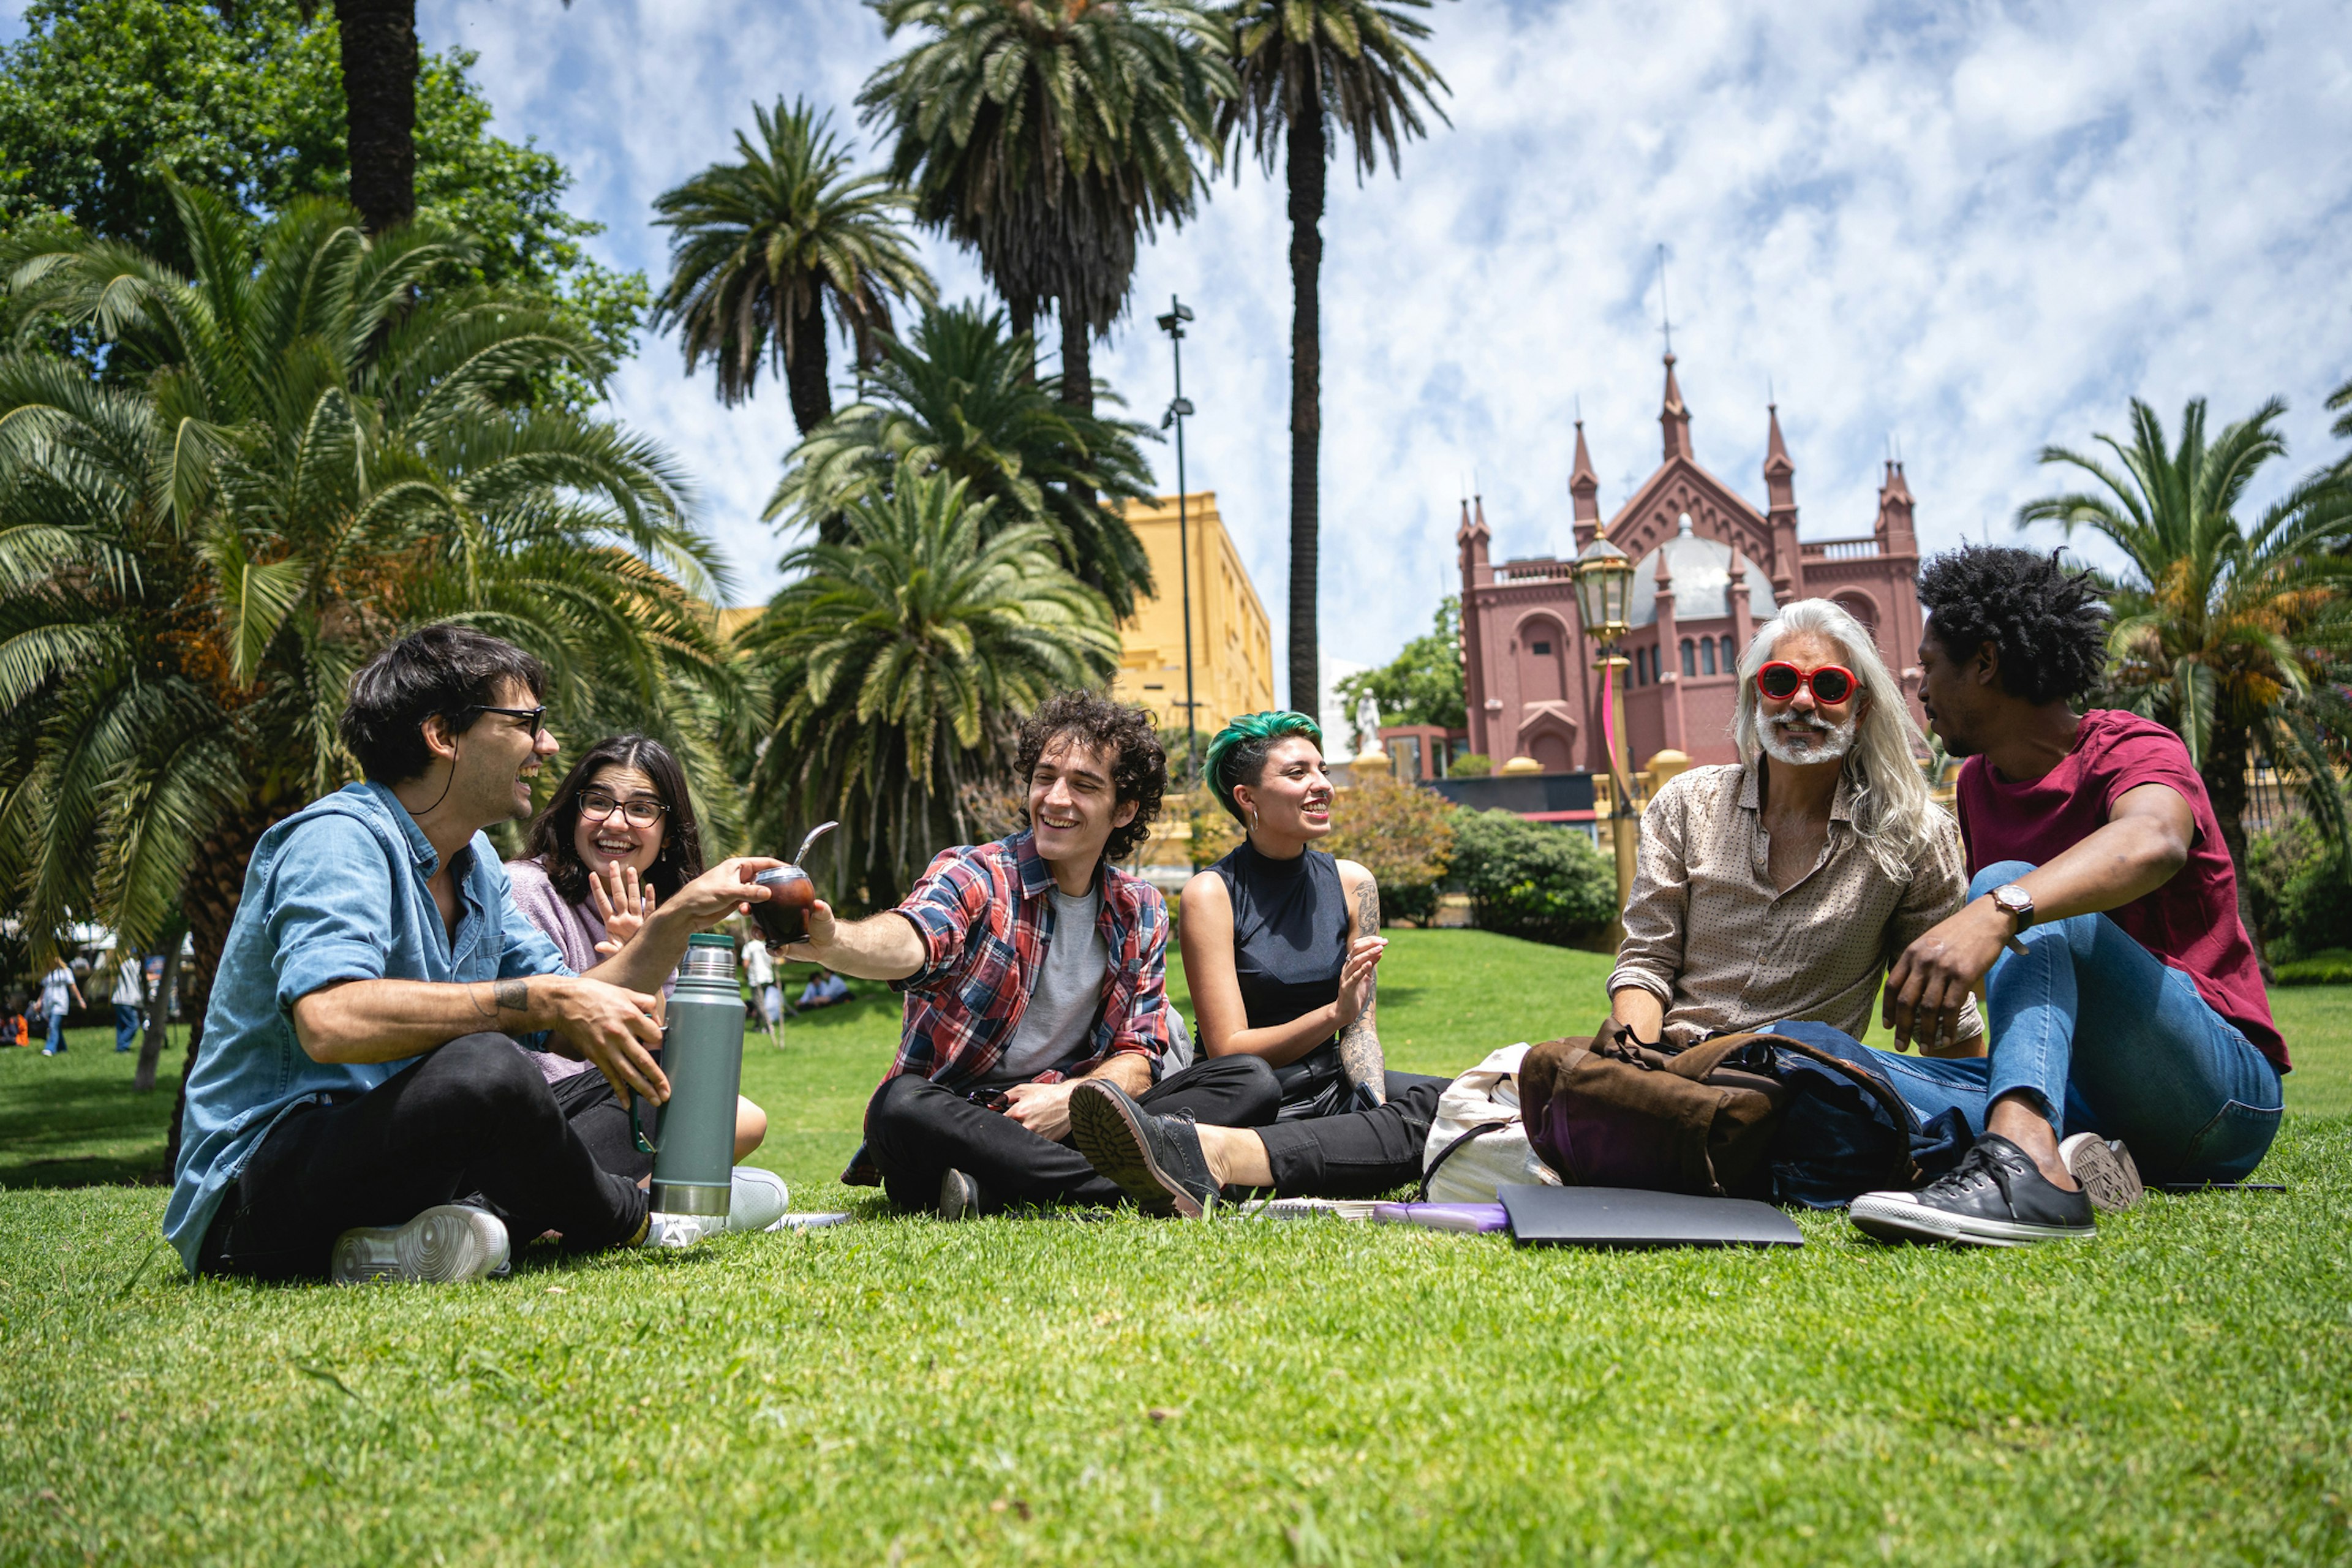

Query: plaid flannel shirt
[883,831,1175,1090]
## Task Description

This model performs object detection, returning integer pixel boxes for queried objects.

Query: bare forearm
[1208,1003,1347,1067]
[805,912,925,982]
[2005,816,2187,922]
[1076,1050,1154,1096]
[1610,986,1666,1042]
[292,976,551,1063]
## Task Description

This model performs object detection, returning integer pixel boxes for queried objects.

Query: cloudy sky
[15,1,2352,707]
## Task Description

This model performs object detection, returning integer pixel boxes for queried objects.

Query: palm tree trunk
[784,293,833,436]
[1008,296,1038,383]
[1060,298,1096,510]
[2201,725,2271,974]
[131,919,184,1095]
[1285,91,1325,714]
[333,0,418,234]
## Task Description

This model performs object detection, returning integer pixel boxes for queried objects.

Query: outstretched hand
[1885,898,2009,1052]
[589,861,655,957]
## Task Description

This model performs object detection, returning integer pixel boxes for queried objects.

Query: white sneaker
[331,1205,510,1284]
[728,1167,790,1233]
[2059,1133,2145,1213]
[640,1211,723,1250]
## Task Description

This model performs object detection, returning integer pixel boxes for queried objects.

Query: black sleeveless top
[1209,839,1348,1111]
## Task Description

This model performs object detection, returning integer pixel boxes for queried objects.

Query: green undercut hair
[1204,711,1324,823]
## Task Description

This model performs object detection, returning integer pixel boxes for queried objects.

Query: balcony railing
[1493,558,1577,581]
[1800,537,1882,560]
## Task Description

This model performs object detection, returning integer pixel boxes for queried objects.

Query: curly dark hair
[1917,545,2108,706]
[1015,692,1167,863]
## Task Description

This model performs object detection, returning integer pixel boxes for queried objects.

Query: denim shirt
[163,782,571,1270]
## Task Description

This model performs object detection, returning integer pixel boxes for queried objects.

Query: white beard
[1758,712,1857,766]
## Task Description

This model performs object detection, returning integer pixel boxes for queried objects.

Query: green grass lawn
[3,932,2348,1565]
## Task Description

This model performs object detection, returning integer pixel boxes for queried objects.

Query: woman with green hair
[1067,712,1451,1215]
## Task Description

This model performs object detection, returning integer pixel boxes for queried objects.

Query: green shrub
[1449,810,1616,946]
[1447,752,1492,778]
[2247,818,2352,962]
[2275,948,2352,987]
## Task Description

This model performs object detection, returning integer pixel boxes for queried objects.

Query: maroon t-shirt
[1955,709,2285,1071]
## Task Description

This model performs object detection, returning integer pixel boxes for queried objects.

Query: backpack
[1517,1021,1936,1206]
[1416,1044,1562,1202]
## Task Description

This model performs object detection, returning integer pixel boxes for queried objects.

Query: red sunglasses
[1755,661,1858,706]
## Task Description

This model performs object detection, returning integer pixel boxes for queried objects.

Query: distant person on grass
[165,627,787,1284]
[507,734,782,1224]
[1847,547,2286,1247]
[744,938,784,1039]
[774,692,1279,1219]
[109,948,145,1052]
[796,969,849,1010]
[4,998,31,1049]
[1066,711,1452,1217]
[37,957,83,1056]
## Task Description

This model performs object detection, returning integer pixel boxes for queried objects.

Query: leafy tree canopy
[0,0,645,382]
[1335,595,1464,733]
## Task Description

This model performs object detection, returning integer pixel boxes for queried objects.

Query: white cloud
[17,1,2351,707]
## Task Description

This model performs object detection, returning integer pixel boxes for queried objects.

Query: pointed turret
[1458,492,1491,587]
[1762,401,1800,601]
[1569,419,1602,549]
[1875,460,1917,556]
[1659,354,1694,462]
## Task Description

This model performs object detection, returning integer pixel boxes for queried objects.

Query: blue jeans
[115,1004,141,1052]
[43,1011,66,1052]
[1857,861,2285,1183]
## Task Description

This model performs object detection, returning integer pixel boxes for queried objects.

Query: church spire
[1659,355,1693,462]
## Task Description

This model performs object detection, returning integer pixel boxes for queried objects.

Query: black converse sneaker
[1069,1080,1220,1219]
[1850,1134,2096,1246]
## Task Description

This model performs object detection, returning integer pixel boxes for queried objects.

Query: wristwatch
[1991,884,2035,956]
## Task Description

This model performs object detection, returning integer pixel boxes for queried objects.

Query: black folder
[1498,1185,1804,1249]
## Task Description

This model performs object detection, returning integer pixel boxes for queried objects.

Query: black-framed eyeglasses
[578,790,668,829]
[463,704,547,739]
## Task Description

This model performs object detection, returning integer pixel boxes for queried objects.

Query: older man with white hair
[1610,598,1985,1055]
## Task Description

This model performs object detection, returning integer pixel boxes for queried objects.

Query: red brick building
[1459,354,1928,772]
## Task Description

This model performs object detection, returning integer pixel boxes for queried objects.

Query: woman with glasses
[508,736,777,1207]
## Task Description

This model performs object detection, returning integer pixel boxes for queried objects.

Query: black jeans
[1255,1072,1449,1199]
[865,1055,1281,1213]
[197,1033,649,1280]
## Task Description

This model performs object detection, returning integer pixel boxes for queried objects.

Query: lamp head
[1574,535,1635,641]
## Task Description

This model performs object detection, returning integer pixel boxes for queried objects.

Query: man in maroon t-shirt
[1847,546,2286,1248]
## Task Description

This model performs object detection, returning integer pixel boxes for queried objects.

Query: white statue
[1354,693,1384,755]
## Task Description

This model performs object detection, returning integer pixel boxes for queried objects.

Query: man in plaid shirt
[779,693,1280,1216]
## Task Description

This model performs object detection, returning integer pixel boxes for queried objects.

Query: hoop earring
[1247,808,1261,835]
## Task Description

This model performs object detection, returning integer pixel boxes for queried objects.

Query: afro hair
[1915,545,2108,706]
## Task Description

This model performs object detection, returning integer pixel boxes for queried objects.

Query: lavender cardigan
[503,856,654,1084]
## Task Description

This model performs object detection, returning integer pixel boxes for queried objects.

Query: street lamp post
[1572,533,1638,940]
[1156,296,1199,786]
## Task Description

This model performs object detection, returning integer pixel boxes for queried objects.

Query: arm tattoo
[1338,876,1385,1101]
[493,978,528,1014]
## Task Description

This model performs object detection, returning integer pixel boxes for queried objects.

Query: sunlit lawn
[2,932,2346,1564]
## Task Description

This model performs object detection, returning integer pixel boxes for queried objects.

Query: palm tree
[650,98,936,437]
[2020,396,2352,947]
[738,462,1120,904]
[766,301,1158,619]
[858,0,1231,423]
[1217,0,1449,709]
[0,186,736,1143]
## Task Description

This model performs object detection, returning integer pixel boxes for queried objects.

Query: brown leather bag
[1518,1022,1923,1199]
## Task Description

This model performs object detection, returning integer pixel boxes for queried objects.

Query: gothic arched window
[1680,638,1697,677]
[1719,635,1736,673]
[1700,638,1717,676]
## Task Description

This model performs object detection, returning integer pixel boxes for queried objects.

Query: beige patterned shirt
[1608,761,1981,1049]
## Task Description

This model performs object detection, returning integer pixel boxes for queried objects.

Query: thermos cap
[688,932,733,948]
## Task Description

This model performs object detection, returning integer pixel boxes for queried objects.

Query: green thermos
[647,932,745,1219]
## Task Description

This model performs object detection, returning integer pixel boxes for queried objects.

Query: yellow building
[1110,491,1276,736]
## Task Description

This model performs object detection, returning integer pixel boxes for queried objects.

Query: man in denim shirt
[167,627,784,1283]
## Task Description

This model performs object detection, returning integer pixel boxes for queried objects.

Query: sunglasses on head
[1754,662,1857,706]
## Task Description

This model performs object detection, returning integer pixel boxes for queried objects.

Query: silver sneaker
[937,1168,981,1221]
[728,1167,790,1233]
[331,1205,510,1285]
[2059,1133,2144,1213]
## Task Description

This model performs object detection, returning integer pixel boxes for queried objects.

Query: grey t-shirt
[981,885,1109,1086]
